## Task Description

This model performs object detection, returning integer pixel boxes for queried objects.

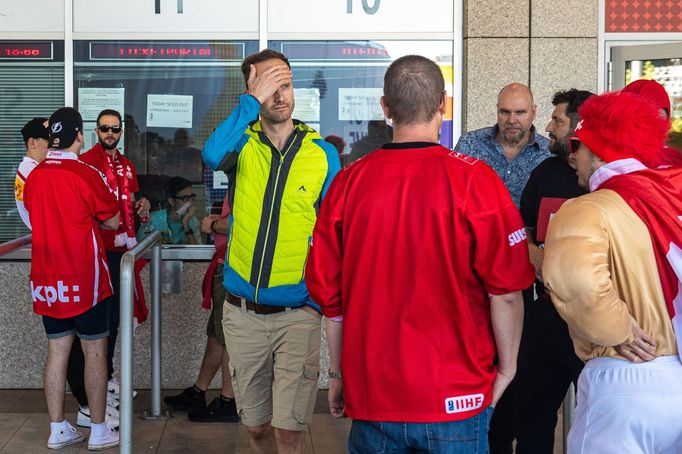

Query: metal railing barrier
[1,233,578,453]
[119,230,164,454]
[0,234,31,257]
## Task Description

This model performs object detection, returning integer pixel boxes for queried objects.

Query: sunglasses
[98,125,122,134]
[172,194,196,202]
[569,137,582,155]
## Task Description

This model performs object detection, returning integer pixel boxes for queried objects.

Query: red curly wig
[575,91,670,167]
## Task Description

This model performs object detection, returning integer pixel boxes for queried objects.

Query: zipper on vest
[253,135,297,304]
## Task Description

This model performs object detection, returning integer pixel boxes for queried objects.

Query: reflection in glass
[74,40,259,222]
[269,40,454,164]
[626,57,682,150]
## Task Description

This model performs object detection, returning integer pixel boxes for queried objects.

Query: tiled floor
[0,389,564,453]
[0,389,350,454]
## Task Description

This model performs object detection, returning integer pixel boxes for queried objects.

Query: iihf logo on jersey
[444,393,484,414]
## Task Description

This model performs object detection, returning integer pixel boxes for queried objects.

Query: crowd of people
[13,48,682,453]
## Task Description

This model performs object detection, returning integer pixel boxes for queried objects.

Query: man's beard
[549,135,570,159]
[99,136,120,150]
[261,102,293,124]
[502,128,525,144]
[577,155,599,190]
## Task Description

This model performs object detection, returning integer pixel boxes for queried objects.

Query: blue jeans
[349,406,494,454]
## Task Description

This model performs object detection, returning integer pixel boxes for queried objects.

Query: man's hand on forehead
[246,63,293,104]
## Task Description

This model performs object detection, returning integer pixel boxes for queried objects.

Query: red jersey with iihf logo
[24,150,119,318]
[306,142,535,422]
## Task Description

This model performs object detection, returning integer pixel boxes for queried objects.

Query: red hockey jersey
[25,150,119,318]
[306,143,535,422]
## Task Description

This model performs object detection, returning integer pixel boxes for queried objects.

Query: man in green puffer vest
[203,49,340,454]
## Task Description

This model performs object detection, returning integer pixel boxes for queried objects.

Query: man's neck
[496,130,531,162]
[25,149,42,163]
[391,121,440,144]
[98,142,117,157]
[261,119,295,151]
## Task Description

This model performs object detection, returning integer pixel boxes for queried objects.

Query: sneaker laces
[62,423,78,435]
[50,422,79,441]
[106,401,119,418]
[107,378,120,394]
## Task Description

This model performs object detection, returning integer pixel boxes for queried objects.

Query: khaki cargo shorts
[222,300,321,431]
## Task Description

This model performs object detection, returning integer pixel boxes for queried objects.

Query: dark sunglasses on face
[173,193,196,202]
[98,125,122,134]
[569,137,582,155]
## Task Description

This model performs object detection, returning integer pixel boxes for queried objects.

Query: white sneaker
[47,421,84,449]
[87,423,119,451]
[77,402,120,429]
[108,378,137,400]
[106,392,119,409]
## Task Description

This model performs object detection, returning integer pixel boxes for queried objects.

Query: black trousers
[66,251,123,407]
[489,294,583,454]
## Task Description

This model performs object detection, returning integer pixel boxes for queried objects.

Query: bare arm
[133,195,151,217]
[100,211,120,230]
[490,291,524,407]
[200,214,229,235]
[526,228,544,282]
[325,318,345,418]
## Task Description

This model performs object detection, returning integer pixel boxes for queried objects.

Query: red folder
[536,197,569,243]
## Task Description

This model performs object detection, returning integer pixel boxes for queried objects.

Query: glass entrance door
[611,42,682,150]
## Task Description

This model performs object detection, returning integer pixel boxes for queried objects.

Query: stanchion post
[118,231,163,451]
[119,253,135,454]
[150,243,162,416]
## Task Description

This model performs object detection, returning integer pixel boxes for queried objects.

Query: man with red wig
[543,91,682,453]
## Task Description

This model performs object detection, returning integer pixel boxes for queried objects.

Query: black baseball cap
[48,107,83,149]
[21,117,49,143]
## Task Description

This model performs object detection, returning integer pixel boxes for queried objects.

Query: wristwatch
[211,220,219,234]
[328,369,342,380]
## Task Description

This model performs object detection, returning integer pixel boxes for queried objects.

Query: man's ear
[380,96,392,120]
[439,90,447,115]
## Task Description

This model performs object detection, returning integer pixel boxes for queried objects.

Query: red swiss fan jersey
[79,146,139,252]
[24,150,119,318]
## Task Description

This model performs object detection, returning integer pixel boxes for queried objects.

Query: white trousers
[568,356,682,454]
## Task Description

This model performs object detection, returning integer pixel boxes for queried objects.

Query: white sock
[50,420,69,434]
[90,421,108,438]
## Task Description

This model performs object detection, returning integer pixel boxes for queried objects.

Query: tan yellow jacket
[543,189,677,361]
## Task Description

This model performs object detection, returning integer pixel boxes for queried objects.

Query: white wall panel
[73,0,258,34]
[0,1,65,32]
[269,0,453,34]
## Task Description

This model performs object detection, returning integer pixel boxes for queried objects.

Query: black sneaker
[188,397,240,423]
[164,386,206,412]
